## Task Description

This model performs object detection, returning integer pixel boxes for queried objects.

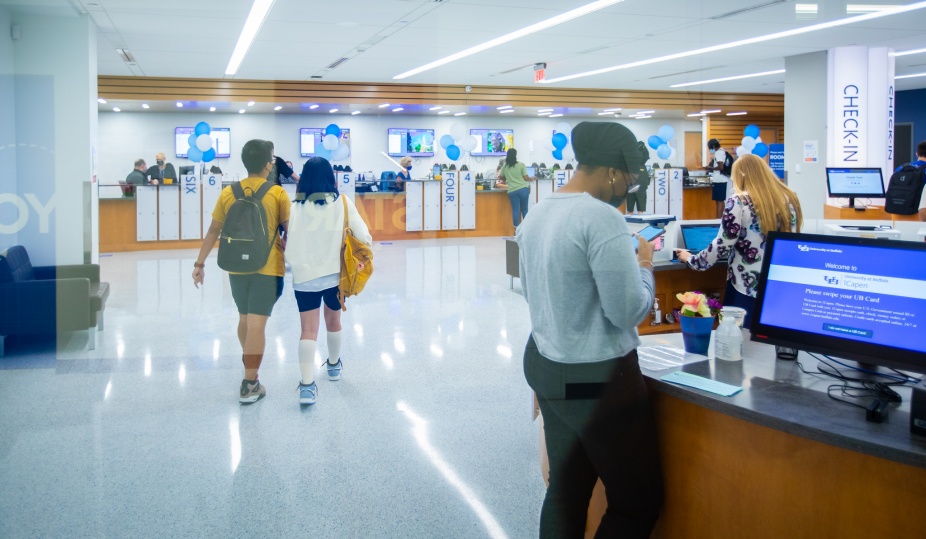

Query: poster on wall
[803,141,818,162]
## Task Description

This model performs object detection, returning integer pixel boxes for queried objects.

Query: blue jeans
[508,187,530,226]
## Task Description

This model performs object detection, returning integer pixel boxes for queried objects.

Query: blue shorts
[711,182,727,201]
[294,286,341,312]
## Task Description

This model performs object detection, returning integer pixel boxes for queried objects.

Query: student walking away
[285,157,372,405]
[885,140,926,220]
[625,141,652,214]
[192,139,291,404]
[146,152,176,185]
[676,154,802,327]
[517,121,663,538]
[706,138,733,218]
[497,148,535,227]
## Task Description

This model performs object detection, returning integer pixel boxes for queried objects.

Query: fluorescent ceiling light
[497,105,513,110]
[351,110,362,115]
[112,107,120,112]
[598,111,615,115]
[438,110,451,115]
[538,108,554,113]
[500,109,515,114]
[392,107,404,112]
[700,109,722,114]
[636,110,655,114]
[309,104,319,109]
[538,112,552,116]
[273,105,282,110]
[142,103,149,109]
[687,113,706,117]
[847,4,900,13]
[894,47,926,57]
[549,113,564,118]
[97,98,107,104]
[239,109,246,113]
[429,106,442,111]
[247,101,256,106]
[225,0,276,76]
[634,115,652,119]
[603,108,621,112]
[329,108,339,113]
[176,102,183,108]
[393,0,625,80]
[671,69,786,88]
[379,103,391,108]
[210,107,216,112]
[727,111,748,116]
[795,3,818,14]
[896,72,926,79]
[454,112,467,116]
[541,2,926,84]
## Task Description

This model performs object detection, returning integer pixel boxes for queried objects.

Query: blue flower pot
[680,316,715,355]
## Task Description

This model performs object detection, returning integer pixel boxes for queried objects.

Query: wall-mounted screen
[387,128,435,157]
[300,128,351,157]
[470,129,514,156]
[175,127,230,158]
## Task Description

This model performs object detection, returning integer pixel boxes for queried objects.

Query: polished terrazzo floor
[0,237,545,538]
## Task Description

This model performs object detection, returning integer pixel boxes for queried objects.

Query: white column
[786,51,829,220]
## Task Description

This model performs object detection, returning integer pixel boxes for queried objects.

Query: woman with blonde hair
[677,154,802,326]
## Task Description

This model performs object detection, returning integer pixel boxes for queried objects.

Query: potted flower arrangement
[676,292,723,355]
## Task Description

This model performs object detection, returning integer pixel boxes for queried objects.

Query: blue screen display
[681,225,718,253]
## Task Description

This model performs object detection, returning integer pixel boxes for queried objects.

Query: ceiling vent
[326,57,350,70]
[711,0,787,20]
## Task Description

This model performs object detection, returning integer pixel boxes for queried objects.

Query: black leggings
[524,335,664,538]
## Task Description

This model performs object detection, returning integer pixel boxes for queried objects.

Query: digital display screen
[470,129,514,156]
[826,168,885,197]
[387,128,435,157]
[300,128,351,157]
[680,225,718,253]
[175,127,230,158]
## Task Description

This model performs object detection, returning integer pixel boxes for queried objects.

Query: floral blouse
[687,193,797,298]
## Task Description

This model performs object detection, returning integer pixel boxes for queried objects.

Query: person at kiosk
[395,156,412,192]
[517,121,663,537]
[146,152,176,185]
[676,154,803,327]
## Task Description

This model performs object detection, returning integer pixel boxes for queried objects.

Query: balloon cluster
[187,122,217,162]
[439,123,477,161]
[548,122,573,161]
[315,124,351,162]
[647,125,676,160]
[736,124,768,158]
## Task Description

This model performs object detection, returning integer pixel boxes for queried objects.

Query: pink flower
[676,292,710,317]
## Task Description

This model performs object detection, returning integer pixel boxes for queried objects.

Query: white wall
[0,7,18,251]
[786,51,829,220]
[98,111,700,193]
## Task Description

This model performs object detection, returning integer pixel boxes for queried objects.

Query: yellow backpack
[337,196,373,311]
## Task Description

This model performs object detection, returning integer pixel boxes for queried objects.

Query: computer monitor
[751,232,926,374]
[387,128,435,157]
[470,129,514,156]
[825,167,885,209]
[175,127,231,158]
[679,224,719,254]
[178,166,195,176]
[300,128,351,157]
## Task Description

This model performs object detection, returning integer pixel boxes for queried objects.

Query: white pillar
[785,52,830,220]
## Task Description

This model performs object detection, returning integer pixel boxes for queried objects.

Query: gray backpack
[217,181,275,272]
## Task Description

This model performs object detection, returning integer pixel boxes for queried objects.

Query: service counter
[824,203,922,222]
[555,333,926,538]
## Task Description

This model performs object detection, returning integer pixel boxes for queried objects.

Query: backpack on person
[884,164,926,215]
[217,181,276,272]
[337,196,373,311]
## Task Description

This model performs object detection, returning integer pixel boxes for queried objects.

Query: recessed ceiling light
[454,112,467,116]
[378,103,391,108]
[540,3,926,84]
[247,101,256,106]
[351,110,361,115]
[896,72,926,80]
[726,111,748,116]
[795,4,818,15]
[429,106,442,111]
[112,107,120,112]
[330,108,339,113]
[239,109,245,113]
[500,109,515,114]
[274,105,282,111]
[497,105,513,110]
[634,115,652,119]
[598,111,615,116]
[636,110,655,114]
[225,0,275,75]
[894,47,926,57]
[392,107,404,112]
[671,69,786,88]
[309,104,319,109]
[176,102,183,108]
[393,0,626,80]
[700,109,722,114]
[141,103,149,109]
[97,98,107,104]
[438,110,451,115]
[538,108,554,113]
[548,113,563,118]
[847,4,900,14]
[602,107,621,112]
[210,107,216,112]
[687,112,706,117]
[538,112,553,116]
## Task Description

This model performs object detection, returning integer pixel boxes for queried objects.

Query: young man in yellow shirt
[192,139,291,403]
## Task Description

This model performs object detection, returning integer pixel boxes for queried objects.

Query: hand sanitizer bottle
[651,298,662,325]
[715,314,743,361]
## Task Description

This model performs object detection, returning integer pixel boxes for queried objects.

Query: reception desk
[564,333,926,537]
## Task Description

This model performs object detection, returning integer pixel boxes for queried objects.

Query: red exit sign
[534,69,545,83]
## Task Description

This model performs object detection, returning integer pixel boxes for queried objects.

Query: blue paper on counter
[660,371,742,397]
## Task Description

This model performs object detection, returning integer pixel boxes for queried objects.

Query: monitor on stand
[825,167,885,210]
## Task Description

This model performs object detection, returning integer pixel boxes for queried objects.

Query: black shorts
[711,182,727,201]
[295,286,341,312]
[228,274,283,316]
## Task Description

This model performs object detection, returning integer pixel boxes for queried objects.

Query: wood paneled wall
[98,76,785,116]
[708,115,785,150]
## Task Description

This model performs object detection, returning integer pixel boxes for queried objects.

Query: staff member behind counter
[146,152,176,185]
[395,156,412,192]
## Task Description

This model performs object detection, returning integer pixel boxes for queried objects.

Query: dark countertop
[638,333,926,469]
[683,183,713,189]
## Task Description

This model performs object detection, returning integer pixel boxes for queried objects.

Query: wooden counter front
[823,204,921,222]
[681,186,717,220]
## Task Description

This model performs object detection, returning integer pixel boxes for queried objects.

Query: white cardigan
[285,195,373,285]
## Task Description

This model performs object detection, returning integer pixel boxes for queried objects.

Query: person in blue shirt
[895,141,926,221]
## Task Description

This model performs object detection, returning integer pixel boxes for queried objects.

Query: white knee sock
[299,340,317,385]
[327,331,342,364]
